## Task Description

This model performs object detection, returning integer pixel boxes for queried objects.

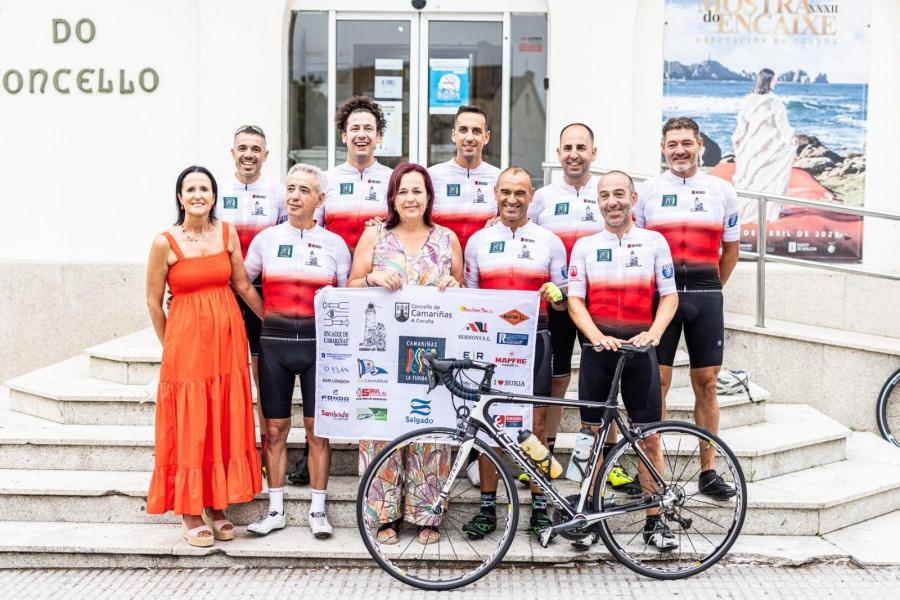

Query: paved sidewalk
[1,564,898,600]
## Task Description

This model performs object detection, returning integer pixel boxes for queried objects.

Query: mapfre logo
[500,309,529,326]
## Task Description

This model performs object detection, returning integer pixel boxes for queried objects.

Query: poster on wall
[374,100,403,157]
[429,58,470,115]
[314,287,539,440]
[662,0,870,261]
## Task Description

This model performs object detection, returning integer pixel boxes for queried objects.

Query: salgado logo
[394,302,410,322]
[497,332,529,346]
[358,359,388,377]
[320,408,349,420]
[406,397,434,425]
[321,389,350,403]
[398,336,446,384]
[500,309,529,327]
[359,302,386,351]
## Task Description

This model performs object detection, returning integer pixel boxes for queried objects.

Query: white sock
[268,487,284,514]
[310,488,327,514]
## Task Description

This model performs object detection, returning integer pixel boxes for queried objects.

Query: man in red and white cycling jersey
[215,125,287,475]
[462,166,568,541]
[568,170,679,549]
[244,164,351,539]
[634,117,740,500]
[316,96,393,254]
[429,105,501,253]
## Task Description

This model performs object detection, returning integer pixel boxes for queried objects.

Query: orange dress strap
[221,222,230,252]
[161,231,186,261]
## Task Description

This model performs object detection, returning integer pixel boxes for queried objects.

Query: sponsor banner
[662,0,870,262]
[314,287,539,439]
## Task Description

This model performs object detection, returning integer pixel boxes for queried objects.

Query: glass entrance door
[288,8,547,180]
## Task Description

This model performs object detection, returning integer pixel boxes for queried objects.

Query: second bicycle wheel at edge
[356,427,519,591]
[876,369,900,447]
[594,421,747,579]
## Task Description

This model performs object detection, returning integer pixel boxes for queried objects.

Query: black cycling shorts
[237,277,264,356]
[532,329,552,400]
[257,337,317,420]
[654,291,724,369]
[548,308,577,378]
[577,346,662,425]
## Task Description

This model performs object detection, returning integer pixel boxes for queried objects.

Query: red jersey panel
[568,227,676,339]
[529,175,604,262]
[464,220,567,327]
[215,175,287,259]
[245,223,351,339]
[429,159,501,253]
[634,170,740,291]
[316,161,392,254]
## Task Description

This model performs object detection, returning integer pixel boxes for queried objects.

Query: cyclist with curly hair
[315,96,393,254]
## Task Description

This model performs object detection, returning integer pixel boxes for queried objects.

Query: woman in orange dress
[145,165,264,547]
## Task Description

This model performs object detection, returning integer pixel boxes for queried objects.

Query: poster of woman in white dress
[662,0,870,261]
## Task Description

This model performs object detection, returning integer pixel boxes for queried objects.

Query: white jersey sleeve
[722,183,741,243]
[567,238,588,299]
[549,231,568,288]
[633,181,649,228]
[335,238,352,288]
[243,229,265,282]
[463,230,481,289]
[528,187,546,222]
[652,231,677,297]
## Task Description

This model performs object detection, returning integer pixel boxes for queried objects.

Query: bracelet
[365,274,372,287]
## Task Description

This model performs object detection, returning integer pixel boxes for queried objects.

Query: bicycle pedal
[538,527,553,548]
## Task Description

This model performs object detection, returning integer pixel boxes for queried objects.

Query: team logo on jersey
[597,249,612,262]
[305,250,319,267]
[728,212,739,227]
[277,245,293,258]
[223,197,238,209]
[394,302,410,322]
[662,263,674,278]
[474,188,486,203]
[691,190,706,195]
[554,202,569,216]
[626,250,641,268]
[367,179,382,185]
[517,245,532,260]
[662,195,677,207]
[582,206,596,222]
[561,267,568,280]
[691,197,706,212]
[447,184,461,197]
[570,265,578,277]
[490,241,505,253]
[340,183,354,195]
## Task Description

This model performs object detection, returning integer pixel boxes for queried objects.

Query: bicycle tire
[356,427,519,591]
[876,369,900,448]
[594,421,747,579]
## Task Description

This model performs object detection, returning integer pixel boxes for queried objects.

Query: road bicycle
[357,344,747,590]
[876,367,900,448]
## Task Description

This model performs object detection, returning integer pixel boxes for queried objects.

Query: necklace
[181,223,209,242]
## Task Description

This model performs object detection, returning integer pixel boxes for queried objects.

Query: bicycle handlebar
[582,342,652,354]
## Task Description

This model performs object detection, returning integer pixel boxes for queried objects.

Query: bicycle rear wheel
[595,421,747,579]
[877,369,900,448]
[356,427,519,591]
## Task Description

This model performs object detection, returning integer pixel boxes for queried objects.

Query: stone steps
[0,519,851,569]
[0,433,894,538]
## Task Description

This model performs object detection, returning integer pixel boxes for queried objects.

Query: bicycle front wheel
[595,421,747,579]
[356,427,519,591]
[876,369,900,448]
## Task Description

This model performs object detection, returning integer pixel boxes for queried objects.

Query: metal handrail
[541,162,900,327]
